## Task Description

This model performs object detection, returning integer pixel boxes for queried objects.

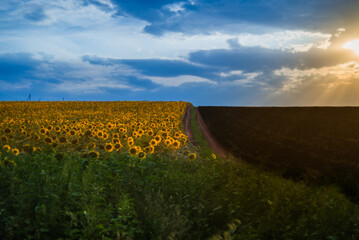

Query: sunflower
[129,146,138,156]
[69,130,76,136]
[84,130,92,137]
[154,135,162,142]
[112,138,120,144]
[103,133,109,140]
[97,131,103,138]
[39,128,47,135]
[33,134,41,140]
[114,143,122,151]
[87,142,96,149]
[12,148,20,156]
[160,131,167,139]
[88,151,99,159]
[105,143,114,152]
[164,139,172,147]
[149,139,158,146]
[3,145,11,152]
[132,131,138,138]
[138,151,146,159]
[113,133,119,139]
[211,153,217,159]
[187,153,197,160]
[1,135,7,142]
[44,137,53,144]
[174,132,181,138]
[135,146,142,152]
[47,125,53,131]
[59,136,67,143]
[54,126,61,132]
[127,137,134,146]
[144,145,154,154]
[172,140,181,149]
[4,127,12,134]
[71,139,79,145]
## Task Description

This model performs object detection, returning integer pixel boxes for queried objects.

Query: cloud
[189,43,359,73]
[83,55,218,78]
[24,5,47,22]
[0,52,43,80]
[262,61,359,105]
[146,75,217,87]
[101,0,359,37]
[0,80,31,90]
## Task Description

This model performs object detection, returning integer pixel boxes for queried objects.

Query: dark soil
[198,106,359,202]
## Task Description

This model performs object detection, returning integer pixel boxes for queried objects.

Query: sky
[1,0,359,106]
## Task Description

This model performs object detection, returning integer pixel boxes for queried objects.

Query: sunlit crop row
[0,101,192,161]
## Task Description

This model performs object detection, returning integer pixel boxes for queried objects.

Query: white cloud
[53,79,135,93]
[146,75,217,87]
[335,28,346,38]
[235,30,332,52]
[273,61,359,93]
[221,71,263,87]
[165,2,186,13]
[0,80,31,90]
[0,0,333,63]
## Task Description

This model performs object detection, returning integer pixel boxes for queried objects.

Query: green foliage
[1,143,359,239]
[189,106,214,159]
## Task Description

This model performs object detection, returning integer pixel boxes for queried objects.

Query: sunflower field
[1,102,359,240]
[0,101,190,162]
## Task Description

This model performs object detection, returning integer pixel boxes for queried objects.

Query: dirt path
[195,108,228,158]
[183,105,228,158]
[183,106,196,146]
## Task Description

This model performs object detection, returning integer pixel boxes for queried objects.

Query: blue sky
[1,0,359,105]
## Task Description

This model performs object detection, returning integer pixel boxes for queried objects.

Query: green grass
[189,106,214,159]
[0,110,359,239]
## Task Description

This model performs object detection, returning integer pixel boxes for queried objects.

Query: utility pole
[27,93,31,101]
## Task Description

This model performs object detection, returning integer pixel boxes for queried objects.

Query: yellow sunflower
[44,137,53,144]
[144,145,154,154]
[4,127,12,134]
[129,146,138,156]
[138,151,146,159]
[59,136,67,143]
[105,143,114,152]
[88,151,99,159]
[87,142,96,149]
[3,144,11,152]
[150,139,158,146]
[187,153,197,160]
[114,143,123,151]
[39,128,47,135]
[172,140,181,149]
[12,148,20,156]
